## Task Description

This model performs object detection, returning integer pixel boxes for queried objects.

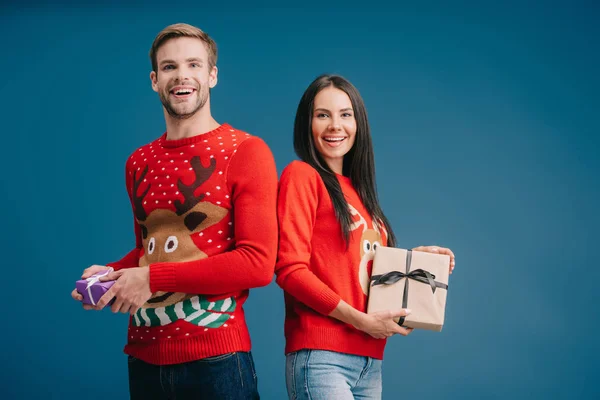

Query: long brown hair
[293,74,396,247]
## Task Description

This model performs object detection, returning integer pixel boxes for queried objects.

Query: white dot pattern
[123,127,251,321]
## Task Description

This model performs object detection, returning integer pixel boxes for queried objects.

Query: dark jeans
[128,351,259,400]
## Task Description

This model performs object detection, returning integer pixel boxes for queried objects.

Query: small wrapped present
[75,268,115,306]
[367,247,450,331]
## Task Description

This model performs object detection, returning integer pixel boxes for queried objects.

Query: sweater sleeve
[274,162,341,315]
[106,155,143,271]
[106,219,142,271]
[148,136,278,294]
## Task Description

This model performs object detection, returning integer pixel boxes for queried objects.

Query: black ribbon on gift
[370,250,448,326]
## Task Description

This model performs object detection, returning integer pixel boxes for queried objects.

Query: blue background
[2,1,598,399]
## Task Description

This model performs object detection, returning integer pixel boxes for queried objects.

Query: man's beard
[159,86,208,120]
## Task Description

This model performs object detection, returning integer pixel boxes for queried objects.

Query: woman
[275,74,455,399]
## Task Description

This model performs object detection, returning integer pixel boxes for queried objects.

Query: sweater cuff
[149,263,177,293]
[106,248,141,271]
[106,262,123,272]
[315,288,342,316]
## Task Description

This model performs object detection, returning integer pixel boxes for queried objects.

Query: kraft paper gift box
[75,268,115,307]
[367,247,450,331]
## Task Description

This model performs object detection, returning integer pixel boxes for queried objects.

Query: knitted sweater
[107,123,278,365]
[275,161,389,360]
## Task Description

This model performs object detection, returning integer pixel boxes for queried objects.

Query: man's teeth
[175,89,192,95]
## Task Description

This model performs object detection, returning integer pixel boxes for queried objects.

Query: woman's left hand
[412,245,455,274]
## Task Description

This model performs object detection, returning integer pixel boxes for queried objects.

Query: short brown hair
[149,23,218,72]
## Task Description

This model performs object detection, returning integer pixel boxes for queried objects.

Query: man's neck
[164,105,220,141]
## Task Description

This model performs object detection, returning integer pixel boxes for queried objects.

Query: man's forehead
[156,37,208,61]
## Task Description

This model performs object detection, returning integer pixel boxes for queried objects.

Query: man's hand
[96,267,152,315]
[71,265,112,310]
[412,245,456,274]
[353,308,413,339]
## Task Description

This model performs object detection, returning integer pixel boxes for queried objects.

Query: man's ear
[209,65,218,88]
[150,71,158,92]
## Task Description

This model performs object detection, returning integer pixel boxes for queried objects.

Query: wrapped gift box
[75,268,115,306]
[367,247,450,331]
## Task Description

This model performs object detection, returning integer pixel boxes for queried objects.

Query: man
[72,23,277,399]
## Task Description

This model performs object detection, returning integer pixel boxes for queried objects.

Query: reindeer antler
[133,165,150,221]
[373,218,388,240]
[174,156,216,215]
[348,204,367,232]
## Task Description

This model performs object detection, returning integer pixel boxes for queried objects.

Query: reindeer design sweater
[275,161,389,360]
[106,123,278,365]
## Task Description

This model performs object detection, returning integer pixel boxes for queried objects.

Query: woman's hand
[412,245,455,274]
[352,308,414,339]
[329,300,413,339]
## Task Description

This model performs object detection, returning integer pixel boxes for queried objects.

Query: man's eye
[163,65,174,71]
[190,63,199,68]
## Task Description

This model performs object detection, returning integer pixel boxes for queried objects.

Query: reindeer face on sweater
[132,156,227,308]
[360,229,382,259]
[138,203,227,265]
[349,204,384,296]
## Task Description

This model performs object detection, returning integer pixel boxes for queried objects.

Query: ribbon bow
[371,268,446,294]
[85,267,114,306]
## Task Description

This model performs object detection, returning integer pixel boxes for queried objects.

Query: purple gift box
[76,268,116,306]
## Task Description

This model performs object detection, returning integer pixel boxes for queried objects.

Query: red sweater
[107,123,278,365]
[275,161,389,360]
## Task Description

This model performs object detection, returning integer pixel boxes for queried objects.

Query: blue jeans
[286,350,382,399]
[128,351,259,399]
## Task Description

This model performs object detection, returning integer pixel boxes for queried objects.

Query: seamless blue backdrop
[2,1,598,399]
